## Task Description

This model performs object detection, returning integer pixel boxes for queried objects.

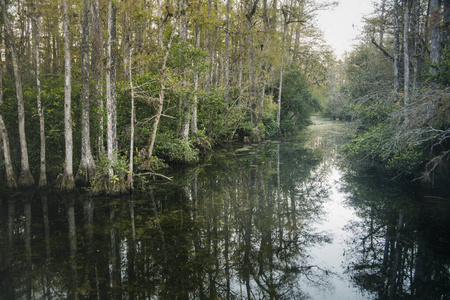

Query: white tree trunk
[206,0,212,92]
[122,8,130,82]
[128,49,135,189]
[277,57,283,132]
[33,0,47,187]
[246,0,259,141]
[224,0,231,105]
[393,0,400,94]
[91,0,104,154]
[429,0,441,74]
[77,0,96,185]
[62,0,75,190]
[238,37,243,97]
[179,0,190,143]
[1,0,35,187]
[277,10,290,133]
[191,10,201,135]
[0,58,17,189]
[403,0,410,104]
[411,0,420,87]
[106,0,118,182]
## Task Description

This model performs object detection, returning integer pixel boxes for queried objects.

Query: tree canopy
[0,0,333,191]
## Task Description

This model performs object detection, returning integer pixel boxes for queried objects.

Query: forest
[0,0,448,193]
[325,0,450,184]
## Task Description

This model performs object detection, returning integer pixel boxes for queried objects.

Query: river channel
[1,117,450,299]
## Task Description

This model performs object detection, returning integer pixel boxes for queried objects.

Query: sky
[316,0,375,59]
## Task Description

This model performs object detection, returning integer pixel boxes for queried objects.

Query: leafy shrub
[274,67,320,136]
[90,151,129,194]
[155,131,199,164]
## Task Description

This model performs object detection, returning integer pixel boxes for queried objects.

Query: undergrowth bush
[155,131,199,164]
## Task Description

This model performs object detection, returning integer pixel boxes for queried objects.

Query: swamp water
[1,117,450,299]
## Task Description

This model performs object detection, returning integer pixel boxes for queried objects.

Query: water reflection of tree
[342,172,450,299]
[0,141,334,299]
[181,142,332,298]
[0,194,15,298]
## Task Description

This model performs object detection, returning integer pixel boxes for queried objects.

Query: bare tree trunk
[0,53,16,188]
[277,11,289,133]
[106,0,118,182]
[257,0,270,126]
[411,0,420,87]
[286,16,294,65]
[393,0,400,94]
[52,34,58,74]
[32,0,47,187]
[61,0,75,190]
[77,0,96,185]
[238,37,243,97]
[212,0,220,90]
[191,75,199,136]
[277,57,284,132]
[91,0,104,154]
[1,0,35,187]
[214,50,219,89]
[205,0,212,92]
[246,0,260,142]
[404,0,410,104]
[429,0,441,74]
[122,4,131,82]
[224,0,230,105]
[179,0,190,143]
[128,49,135,190]
[191,2,202,135]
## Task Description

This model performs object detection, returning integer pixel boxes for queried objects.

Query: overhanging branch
[371,38,394,61]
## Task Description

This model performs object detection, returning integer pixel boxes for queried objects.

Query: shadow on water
[1,117,450,299]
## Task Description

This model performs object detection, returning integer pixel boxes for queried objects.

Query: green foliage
[197,88,247,143]
[275,67,320,135]
[191,129,213,153]
[90,151,129,194]
[343,85,449,178]
[168,41,209,74]
[261,95,278,137]
[322,92,352,120]
[1,73,84,179]
[425,49,450,86]
[0,0,343,189]
[343,121,430,176]
[93,151,129,180]
[155,131,199,164]
[330,45,394,126]
[328,40,449,179]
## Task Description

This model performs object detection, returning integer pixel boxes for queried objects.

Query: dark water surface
[1,117,450,299]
